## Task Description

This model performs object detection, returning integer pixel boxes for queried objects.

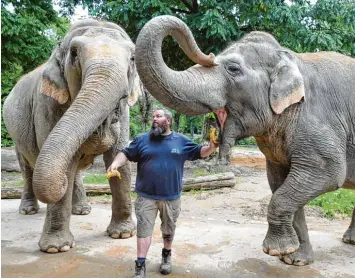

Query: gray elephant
[135,15,355,266]
[3,19,140,253]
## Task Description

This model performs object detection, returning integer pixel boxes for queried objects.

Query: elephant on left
[3,19,140,253]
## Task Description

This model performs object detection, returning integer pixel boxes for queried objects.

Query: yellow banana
[209,128,219,144]
[106,169,121,179]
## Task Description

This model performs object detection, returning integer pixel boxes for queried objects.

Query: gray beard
[149,125,167,139]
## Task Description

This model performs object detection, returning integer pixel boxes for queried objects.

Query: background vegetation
[2,0,355,147]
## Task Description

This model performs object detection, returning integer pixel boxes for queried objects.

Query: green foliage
[129,103,145,138]
[83,173,108,184]
[308,188,355,218]
[236,137,257,146]
[192,168,209,177]
[1,180,24,187]
[1,0,70,146]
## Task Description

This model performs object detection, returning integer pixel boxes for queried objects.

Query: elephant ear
[40,47,70,104]
[269,51,305,114]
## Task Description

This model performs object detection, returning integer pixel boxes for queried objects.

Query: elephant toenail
[283,257,292,265]
[60,245,70,252]
[47,247,59,253]
[71,241,76,248]
[286,247,296,254]
[294,261,306,266]
[120,232,131,239]
[269,249,280,256]
[263,247,269,254]
[131,230,137,237]
[111,233,120,239]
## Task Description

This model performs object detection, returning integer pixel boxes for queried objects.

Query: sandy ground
[1,148,355,278]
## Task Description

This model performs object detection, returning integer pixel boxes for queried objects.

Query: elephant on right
[135,15,355,266]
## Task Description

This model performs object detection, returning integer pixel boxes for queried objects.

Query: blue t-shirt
[122,132,202,200]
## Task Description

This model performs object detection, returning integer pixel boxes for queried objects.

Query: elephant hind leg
[16,149,39,215]
[72,171,91,215]
[342,207,355,245]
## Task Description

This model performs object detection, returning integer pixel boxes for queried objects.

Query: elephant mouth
[214,108,228,131]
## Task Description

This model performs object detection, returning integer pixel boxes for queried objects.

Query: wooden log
[1,172,236,199]
[1,187,23,199]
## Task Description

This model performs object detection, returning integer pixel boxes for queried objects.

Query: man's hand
[209,128,219,145]
[200,137,218,158]
[106,152,128,179]
[106,169,121,179]
[209,137,219,149]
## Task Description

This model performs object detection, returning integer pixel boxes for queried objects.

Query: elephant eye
[130,55,135,62]
[227,64,242,76]
[70,47,78,65]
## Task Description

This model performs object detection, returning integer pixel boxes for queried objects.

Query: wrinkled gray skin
[135,15,355,266]
[3,20,140,253]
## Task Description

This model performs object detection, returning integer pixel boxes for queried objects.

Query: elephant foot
[279,243,314,266]
[263,225,299,256]
[72,203,91,215]
[106,218,136,239]
[342,227,355,244]
[39,229,75,253]
[19,198,39,215]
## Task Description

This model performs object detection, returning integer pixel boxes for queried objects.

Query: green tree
[1,0,70,146]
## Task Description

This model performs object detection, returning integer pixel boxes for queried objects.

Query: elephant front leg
[39,160,78,253]
[72,171,91,215]
[342,207,355,245]
[263,165,340,257]
[266,160,314,265]
[104,152,136,239]
[16,150,39,215]
[280,208,314,265]
[39,189,75,253]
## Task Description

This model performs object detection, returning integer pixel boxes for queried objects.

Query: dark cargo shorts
[134,195,181,238]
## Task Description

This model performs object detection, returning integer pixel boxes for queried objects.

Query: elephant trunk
[136,15,226,116]
[33,61,127,204]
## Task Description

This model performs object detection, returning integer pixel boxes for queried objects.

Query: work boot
[160,248,172,275]
[133,260,146,278]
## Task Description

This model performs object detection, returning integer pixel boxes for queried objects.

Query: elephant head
[33,20,141,203]
[135,16,305,158]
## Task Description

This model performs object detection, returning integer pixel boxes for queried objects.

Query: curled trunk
[136,15,226,116]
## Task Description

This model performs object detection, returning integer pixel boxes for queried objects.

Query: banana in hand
[106,169,121,179]
[209,128,219,144]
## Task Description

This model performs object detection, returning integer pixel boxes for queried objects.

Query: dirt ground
[1,148,355,278]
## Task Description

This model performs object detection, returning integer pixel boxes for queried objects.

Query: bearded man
[107,108,218,278]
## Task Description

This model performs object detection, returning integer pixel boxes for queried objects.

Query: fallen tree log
[1,187,23,199]
[1,172,236,199]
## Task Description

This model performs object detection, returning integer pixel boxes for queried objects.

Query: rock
[1,148,20,172]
